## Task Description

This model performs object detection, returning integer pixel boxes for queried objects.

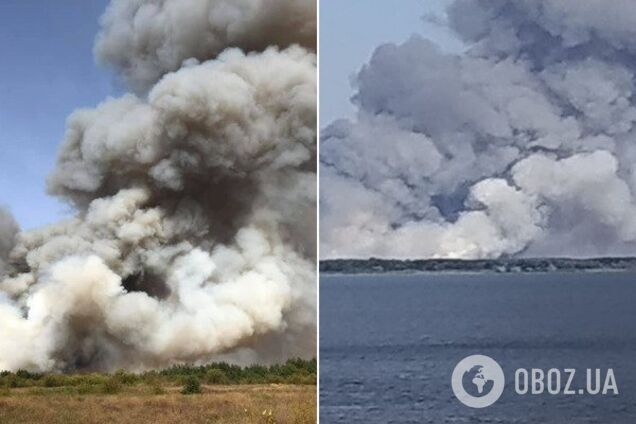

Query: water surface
[320,272,636,423]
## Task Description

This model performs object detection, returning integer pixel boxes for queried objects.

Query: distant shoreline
[319,257,636,275]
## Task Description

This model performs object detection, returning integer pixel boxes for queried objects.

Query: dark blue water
[320,273,636,423]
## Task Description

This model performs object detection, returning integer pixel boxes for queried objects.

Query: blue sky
[0,0,114,230]
[0,1,460,230]
[320,0,461,126]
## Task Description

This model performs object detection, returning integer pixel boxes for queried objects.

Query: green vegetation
[320,257,636,274]
[0,358,316,394]
[180,376,201,394]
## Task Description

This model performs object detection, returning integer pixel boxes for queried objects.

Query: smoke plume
[0,208,18,277]
[0,0,316,372]
[321,0,636,259]
[95,0,316,92]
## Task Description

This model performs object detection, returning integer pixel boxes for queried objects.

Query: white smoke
[0,0,315,372]
[321,0,636,259]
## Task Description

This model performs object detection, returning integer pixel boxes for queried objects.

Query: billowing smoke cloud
[0,1,315,372]
[95,0,316,92]
[321,0,636,259]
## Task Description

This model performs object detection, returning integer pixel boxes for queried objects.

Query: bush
[6,375,21,388]
[68,374,108,387]
[181,376,201,395]
[205,369,230,385]
[150,383,166,395]
[101,377,122,394]
[0,357,316,394]
[16,370,37,380]
[77,383,94,395]
[113,369,137,385]
[43,375,64,388]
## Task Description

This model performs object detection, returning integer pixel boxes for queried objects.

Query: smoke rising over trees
[0,0,316,372]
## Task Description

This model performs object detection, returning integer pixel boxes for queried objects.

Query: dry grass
[0,384,315,424]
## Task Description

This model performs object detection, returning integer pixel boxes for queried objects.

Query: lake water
[320,272,636,423]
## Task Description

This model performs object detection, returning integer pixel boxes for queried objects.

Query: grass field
[0,358,316,423]
[0,384,315,423]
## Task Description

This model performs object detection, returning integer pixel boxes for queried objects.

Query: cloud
[321,0,636,259]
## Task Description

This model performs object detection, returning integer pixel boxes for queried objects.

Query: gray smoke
[321,0,636,259]
[0,208,18,277]
[95,0,316,92]
[0,0,315,372]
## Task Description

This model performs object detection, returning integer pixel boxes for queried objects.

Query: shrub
[150,383,166,395]
[181,376,201,394]
[77,383,94,395]
[43,374,64,388]
[205,369,230,385]
[15,369,41,380]
[101,377,122,394]
[0,357,316,395]
[114,369,137,385]
[68,374,108,387]
[6,375,20,388]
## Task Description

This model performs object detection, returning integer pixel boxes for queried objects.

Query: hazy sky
[0,0,113,230]
[320,0,461,126]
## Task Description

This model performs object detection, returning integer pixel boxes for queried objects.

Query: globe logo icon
[462,365,495,397]
[452,355,505,408]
